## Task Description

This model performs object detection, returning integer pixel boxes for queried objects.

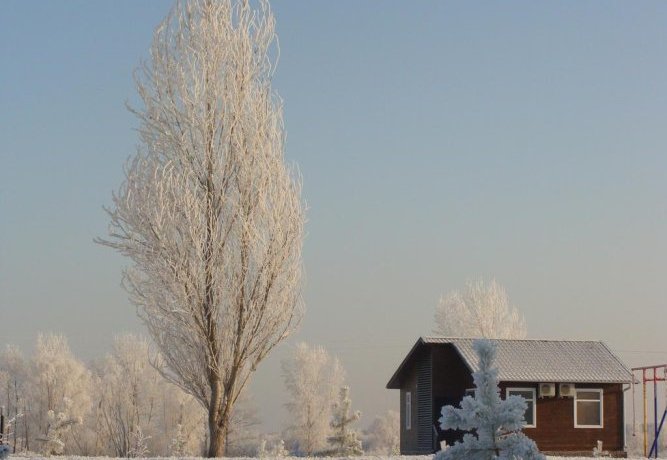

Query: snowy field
[5,456,651,460]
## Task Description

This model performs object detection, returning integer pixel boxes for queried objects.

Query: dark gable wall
[400,362,418,453]
[498,382,625,453]
[431,344,474,448]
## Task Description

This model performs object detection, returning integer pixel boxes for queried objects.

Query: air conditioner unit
[538,382,555,398]
[559,383,576,398]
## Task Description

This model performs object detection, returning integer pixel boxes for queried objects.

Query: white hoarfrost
[97,0,305,456]
[96,334,205,457]
[364,410,400,455]
[434,279,527,339]
[282,343,345,456]
[5,456,639,460]
[0,345,28,453]
[437,339,544,460]
[31,334,92,456]
[328,386,363,456]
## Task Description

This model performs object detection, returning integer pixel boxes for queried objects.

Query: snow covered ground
[4,456,652,460]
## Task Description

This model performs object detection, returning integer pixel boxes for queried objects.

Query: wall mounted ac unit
[538,382,555,398]
[559,383,575,398]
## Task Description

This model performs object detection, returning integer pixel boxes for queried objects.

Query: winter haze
[2,0,667,434]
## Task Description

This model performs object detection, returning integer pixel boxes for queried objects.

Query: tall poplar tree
[98,0,304,455]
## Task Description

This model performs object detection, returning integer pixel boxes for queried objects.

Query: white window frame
[405,391,412,430]
[506,387,537,428]
[574,388,604,429]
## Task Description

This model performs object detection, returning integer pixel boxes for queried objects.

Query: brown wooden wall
[497,381,625,454]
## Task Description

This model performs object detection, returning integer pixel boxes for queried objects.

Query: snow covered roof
[386,337,632,388]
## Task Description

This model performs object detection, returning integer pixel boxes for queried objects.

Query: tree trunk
[208,376,236,458]
[207,420,225,458]
[208,406,232,457]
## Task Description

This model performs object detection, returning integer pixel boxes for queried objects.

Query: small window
[506,388,536,428]
[405,391,412,430]
[575,389,603,428]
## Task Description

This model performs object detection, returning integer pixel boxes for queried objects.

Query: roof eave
[497,378,632,384]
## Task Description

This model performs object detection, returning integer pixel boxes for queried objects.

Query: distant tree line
[0,335,397,457]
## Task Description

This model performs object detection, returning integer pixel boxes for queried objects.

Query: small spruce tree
[328,386,363,456]
[437,339,545,460]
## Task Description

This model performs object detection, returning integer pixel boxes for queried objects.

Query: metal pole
[649,408,667,458]
[644,369,648,458]
[636,371,637,436]
[655,367,659,458]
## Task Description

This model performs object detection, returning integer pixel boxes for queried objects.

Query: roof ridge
[422,335,604,343]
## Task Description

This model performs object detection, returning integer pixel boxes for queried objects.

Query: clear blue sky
[2,1,667,431]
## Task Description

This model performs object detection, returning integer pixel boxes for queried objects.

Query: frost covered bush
[257,439,289,458]
[436,339,544,460]
[364,410,400,455]
[0,444,10,460]
[36,405,82,455]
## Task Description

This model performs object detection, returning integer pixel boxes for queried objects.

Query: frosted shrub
[0,444,10,460]
[37,408,80,455]
[128,426,150,458]
[257,438,288,458]
[436,339,544,460]
[364,410,400,455]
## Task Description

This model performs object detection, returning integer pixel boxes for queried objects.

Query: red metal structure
[631,364,667,458]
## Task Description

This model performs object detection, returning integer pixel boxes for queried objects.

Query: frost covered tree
[37,409,81,455]
[364,410,399,455]
[97,0,304,455]
[437,340,544,460]
[434,279,527,339]
[224,390,261,456]
[1,335,209,457]
[94,335,205,457]
[328,386,363,456]
[30,334,92,456]
[0,345,28,453]
[156,380,207,456]
[96,335,163,457]
[282,343,344,455]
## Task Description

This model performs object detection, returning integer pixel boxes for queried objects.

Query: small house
[386,337,632,457]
